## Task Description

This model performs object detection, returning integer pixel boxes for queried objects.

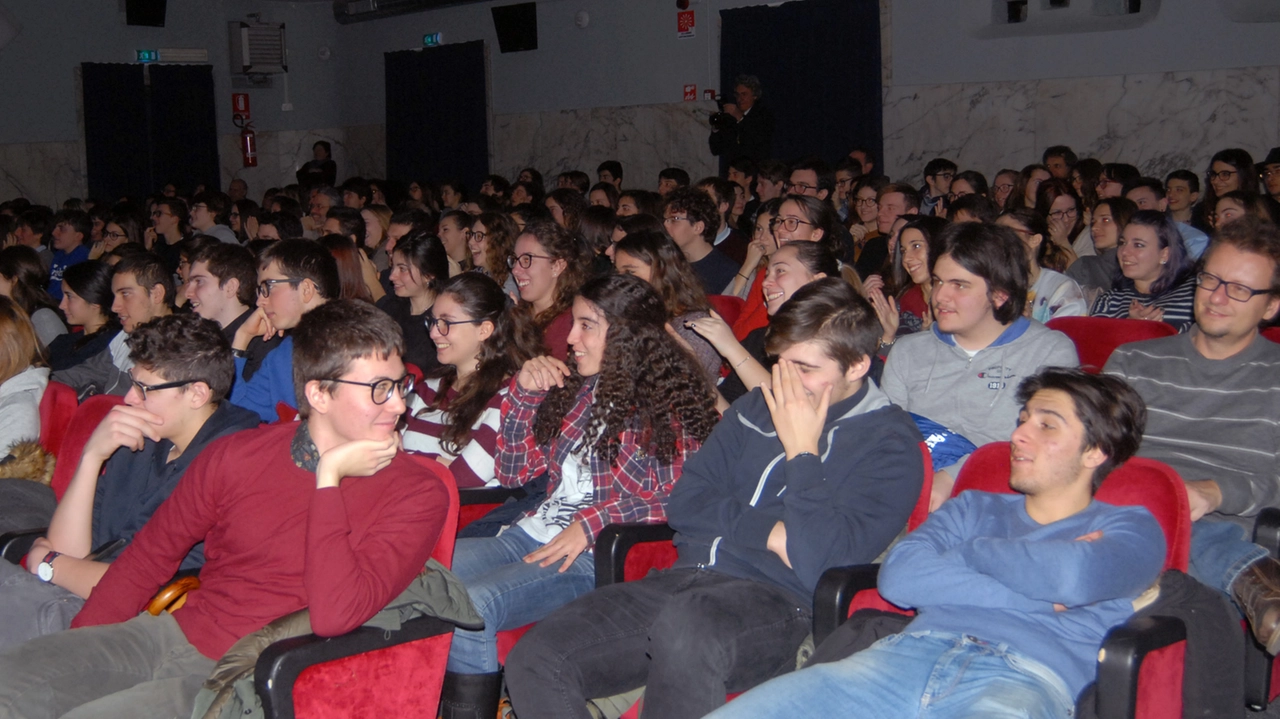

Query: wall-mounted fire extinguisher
[233,114,257,168]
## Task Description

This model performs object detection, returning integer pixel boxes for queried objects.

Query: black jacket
[709,104,774,163]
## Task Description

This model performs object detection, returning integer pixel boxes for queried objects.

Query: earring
[1160,260,1166,265]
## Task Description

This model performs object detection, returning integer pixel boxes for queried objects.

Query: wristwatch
[36,551,61,582]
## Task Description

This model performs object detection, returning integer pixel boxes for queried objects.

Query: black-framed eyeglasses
[1207,170,1238,182]
[508,253,554,269]
[191,204,209,212]
[466,230,488,242]
[129,374,198,401]
[103,230,127,242]
[257,278,303,298]
[425,314,484,336]
[770,216,815,232]
[323,374,415,405]
[1048,208,1079,221]
[1196,271,1272,302]
[785,182,817,193]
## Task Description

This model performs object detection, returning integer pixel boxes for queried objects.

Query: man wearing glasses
[1105,216,1280,654]
[918,157,957,217]
[663,188,739,294]
[0,314,259,652]
[188,191,238,245]
[1259,148,1280,206]
[229,239,339,422]
[0,301,449,719]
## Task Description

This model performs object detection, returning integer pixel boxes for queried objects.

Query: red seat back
[1045,317,1178,373]
[38,381,79,457]
[907,442,934,532]
[707,295,745,329]
[1263,326,1280,344]
[405,363,425,386]
[50,394,126,501]
[953,442,1190,571]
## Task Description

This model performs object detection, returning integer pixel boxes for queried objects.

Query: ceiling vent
[333,0,486,25]
[229,21,287,74]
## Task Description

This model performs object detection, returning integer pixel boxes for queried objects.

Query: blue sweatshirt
[667,382,924,604]
[880,491,1165,699]
[230,336,295,423]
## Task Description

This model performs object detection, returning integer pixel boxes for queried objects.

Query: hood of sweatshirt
[0,366,50,401]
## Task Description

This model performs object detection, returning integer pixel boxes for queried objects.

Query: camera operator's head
[734,75,762,113]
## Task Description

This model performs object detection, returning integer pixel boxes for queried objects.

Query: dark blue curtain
[82,62,219,201]
[720,0,882,169]
[385,41,489,191]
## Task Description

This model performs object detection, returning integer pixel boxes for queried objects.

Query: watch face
[37,562,53,582]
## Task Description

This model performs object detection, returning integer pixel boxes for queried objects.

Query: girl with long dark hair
[376,232,451,372]
[47,261,119,371]
[0,246,66,346]
[1090,210,1196,331]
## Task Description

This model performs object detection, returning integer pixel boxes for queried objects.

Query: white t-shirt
[516,450,594,544]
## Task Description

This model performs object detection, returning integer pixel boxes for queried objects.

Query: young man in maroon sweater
[0,300,450,719]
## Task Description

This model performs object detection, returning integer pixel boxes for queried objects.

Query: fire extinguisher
[240,122,258,168]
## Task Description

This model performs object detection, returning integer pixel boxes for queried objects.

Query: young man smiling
[882,222,1077,508]
[712,369,1165,719]
[0,314,259,652]
[229,239,338,422]
[0,300,449,718]
[505,279,924,719]
[663,187,738,294]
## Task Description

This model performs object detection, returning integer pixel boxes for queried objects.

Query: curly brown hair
[520,220,588,328]
[613,230,710,318]
[473,212,519,287]
[532,274,718,465]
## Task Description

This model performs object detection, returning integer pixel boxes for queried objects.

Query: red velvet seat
[1045,317,1178,374]
[37,381,79,458]
[1263,326,1280,344]
[707,294,745,328]
[815,442,1192,719]
[254,453,460,717]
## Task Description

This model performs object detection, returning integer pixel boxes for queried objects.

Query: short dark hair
[953,170,990,197]
[1165,169,1200,195]
[947,193,998,223]
[52,209,92,243]
[1101,162,1141,184]
[933,222,1029,324]
[15,208,53,237]
[695,177,736,225]
[789,158,835,197]
[765,277,880,373]
[835,156,863,177]
[340,177,373,206]
[191,243,257,308]
[597,160,623,180]
[389,208,434,235]
[757,160,789,184]
[127,313,235,402]
[562,171,591,194]
[114,251,175,306]
[192,191,232,225]
[728,156,758,180]
[291,299,405,420]
[1123,177,1166,200]
[1042,145,1078,167]
[879,183,922,212]
[923,157,958,179]
[326,206,366,246]
[663,187,720,243]
[259,211,304,240]
[258,239,340,301]
[659,167,691,187]
[483,174,512,198]
[1016,368,1147,492]
[1207,215,1280,296]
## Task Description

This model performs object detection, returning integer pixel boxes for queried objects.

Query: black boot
[1232,558,1280,655]
[439,671,503,719]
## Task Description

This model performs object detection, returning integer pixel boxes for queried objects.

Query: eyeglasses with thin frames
[425,314,485,336]
[1207,170,1239,182]
[323,374,415,405]
[770,216,815,232]
[507,253,554,269]
[257,278,303,298]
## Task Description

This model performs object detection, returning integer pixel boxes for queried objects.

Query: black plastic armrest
[0,528,47,564]
[1093,614,1186,719]
[457,486,526,505]
[812,563,881,647]
[593,523,676,588]
[255,614,454,719]
[1253,507,1280,558]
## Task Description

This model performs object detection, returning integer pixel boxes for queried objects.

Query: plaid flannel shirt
[496,377,697,545]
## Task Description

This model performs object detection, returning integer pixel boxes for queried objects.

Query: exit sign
[137,49,159,63]
[423,32,443,47]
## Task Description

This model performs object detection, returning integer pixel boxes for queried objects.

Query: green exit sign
[137,49,159,63]
[422,32,442,46]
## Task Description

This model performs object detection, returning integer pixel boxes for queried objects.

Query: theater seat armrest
[812,564,880,646]
[1094,614,1186,719]
[594,523,676,588]
[0,528,46,564]
[458,486,526,505]
[1253,508,1280,558]
[255,615,455,719]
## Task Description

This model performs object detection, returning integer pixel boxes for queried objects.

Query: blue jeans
[1189,518,1267,597]
[706,631,1075,719]
[447,525,596,673]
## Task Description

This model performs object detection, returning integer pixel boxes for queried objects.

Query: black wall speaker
[491,3,537,53]
[126,0,167,27]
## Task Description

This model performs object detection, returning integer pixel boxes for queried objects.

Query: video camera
[708,94,738,132]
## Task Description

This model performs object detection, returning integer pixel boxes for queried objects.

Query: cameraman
[709,75,774,166]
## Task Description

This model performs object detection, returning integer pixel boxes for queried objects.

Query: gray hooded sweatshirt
[880,317,1078,475]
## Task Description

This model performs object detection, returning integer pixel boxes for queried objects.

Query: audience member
[833,156,863,222]
[13,208,54,273]
[996,208,1087,322]
[1009,164,1051,211]
[1259,148,1280,205]
[755,160,790,203]
[663,187,738,295]
[866,183,921,279]
[696,176,750,264]
[378,232,449,373]
[588,182,619,210]
[871,215,949,341]
[1090,210,1196,331]
[919,157,957,216]
[989,168,1018,209]
[296,140,337,188]
[47,261,119,371]
[47,209,92,301]
[319,234,377,303]
[712,369,1162,719]
[0,245,67,346]
[658,167,691,197]
[1042,144,1078,179]
[947,193,998,224]
[1214,189,1276,229]
[1067,196,1136,305]
[1033,178,1085,264]
[596,160,623,190]
[511,220,587,361]
[439,274,717,715]
[507,278,924,719]
[949,170,989,200]
[1124,176,1210,259]
[361,204,393,269]
[403,273,542,487]
[187,191,237,244]
[881,221,1077,506]
[469,211,520,296]
[1165,168,1201,226]
[725,198,782,304]
[0,298,48,459]
[90,212,144,261]
[544,188,588,236]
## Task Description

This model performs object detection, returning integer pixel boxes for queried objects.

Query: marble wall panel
[0,141,86,206]
[219,124,387,199]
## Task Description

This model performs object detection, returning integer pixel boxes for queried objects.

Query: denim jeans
[0,557,85,652]
[504,567,812,719]
[0,611,214,719]
[447,525,596,673]
[1189,518,1267,597]
[706,631,1075,719]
